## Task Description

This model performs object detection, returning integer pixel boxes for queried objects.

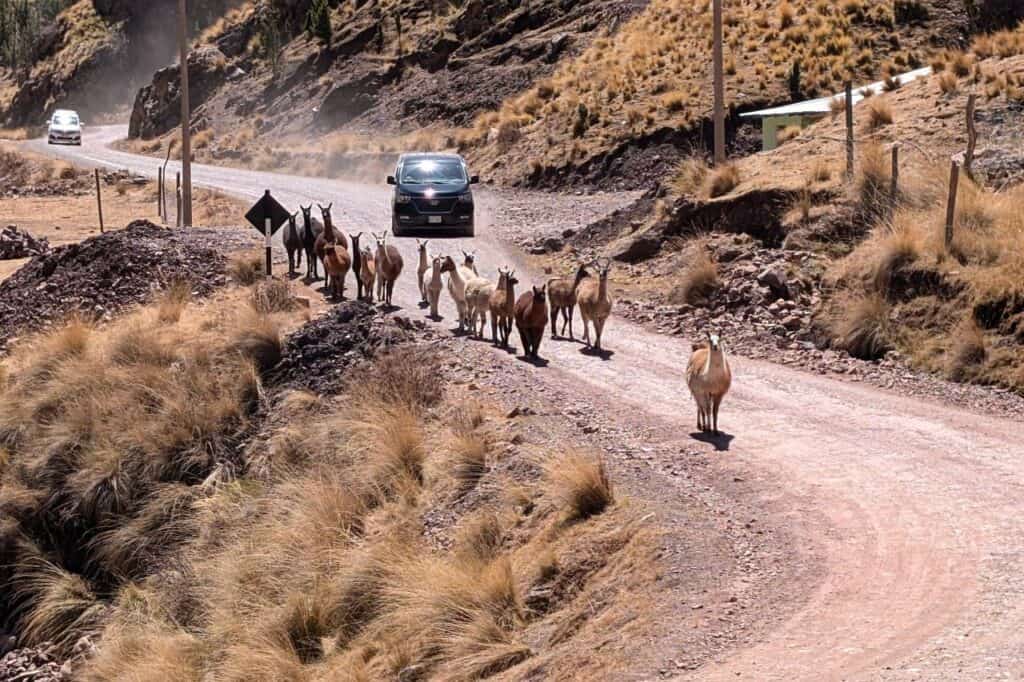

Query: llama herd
[278,202,730,435]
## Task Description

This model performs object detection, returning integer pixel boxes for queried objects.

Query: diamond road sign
[245,190,291,235]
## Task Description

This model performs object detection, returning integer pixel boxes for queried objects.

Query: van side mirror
[386,175,397,185]
[470,175,480,185]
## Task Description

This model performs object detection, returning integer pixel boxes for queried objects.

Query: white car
[48,109,82,145]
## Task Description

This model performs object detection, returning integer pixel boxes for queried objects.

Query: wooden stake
[845,81,854,181]
[265,217,273,280]
[177,0,193,227]
[176,171,182,228]
[157,167,163,219]
[94,169,105,234]
[712,0,726,165]
[945,160,960,250]
[964,93,977,180]
[890,145,899,214]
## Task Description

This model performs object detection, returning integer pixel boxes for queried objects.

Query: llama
[514,285,548,359]
[300,205,324,281]
[462,250,479,276]
[283,212,304,277]
[442,255,471,332]
[349,232,365,300]
[547,264,590,340]
[359,246,376,302]
[315,203,341,290]
[323,243,352,301]
[686,331,732,435]
[416,239,430,305]
[427,255,444,319]
[465,272,496,339]
[373,231,404,307]
[577,259,614,351]
[488,268,518,347]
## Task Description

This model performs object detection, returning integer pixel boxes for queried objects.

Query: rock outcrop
[129,47,229,139]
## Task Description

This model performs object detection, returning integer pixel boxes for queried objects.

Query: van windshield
[400,159,466,185]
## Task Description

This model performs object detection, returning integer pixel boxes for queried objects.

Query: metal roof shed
[740,67,932,151]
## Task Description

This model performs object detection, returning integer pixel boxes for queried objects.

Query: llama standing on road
[416,240,430,305]
[427,255,444,319]
[577,259,614,352]
[373,231,404,307]
[514,285,548,360]
[686,331,732,435]
[300,205,323,281]
[442,255,472,332]
[283,212,304,277]
[489,268,518,348]
[315,203,341,290]
[323,243,352,301]
[547,264,590,340]
[359,246,376,302]
[349,232,365,300]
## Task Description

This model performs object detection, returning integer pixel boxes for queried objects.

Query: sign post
[245,190,291,279]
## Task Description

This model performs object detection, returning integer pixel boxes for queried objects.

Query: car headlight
[396,193,412,204]
[458,192,473,204]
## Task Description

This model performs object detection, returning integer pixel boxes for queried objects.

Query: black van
[387,153,479,237]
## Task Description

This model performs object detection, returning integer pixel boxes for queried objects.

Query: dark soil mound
[0,220,232,350]
[0,225,50,260]
[272,302,423,395]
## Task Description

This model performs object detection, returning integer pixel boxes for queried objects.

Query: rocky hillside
[0,0,239,128]
[127,0,644,142]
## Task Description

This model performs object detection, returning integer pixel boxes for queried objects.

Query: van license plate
[428,216,442,224]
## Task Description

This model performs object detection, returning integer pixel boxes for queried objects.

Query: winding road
[29,126,1024,681]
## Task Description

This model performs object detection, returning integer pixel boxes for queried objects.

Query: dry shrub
[831,293,892,360]
[362,347,442,411]
[52,161,77,181]
[871,219,922,293]
[228,250,264,285]
[669,156,709,198]
[947,317,987,381]
[855,142,890,220]
[158,279,192,324]
[865,98,894,130]
[705,163,740,198]
[669,246,719,306]
[545,452,614,521]
[938,71,959,94]
[250,278,295,314]
[809,159,832,184]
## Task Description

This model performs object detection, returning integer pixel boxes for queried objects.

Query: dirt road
[28,127,1024,680]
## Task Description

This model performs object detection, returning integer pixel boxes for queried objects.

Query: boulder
[757,266,791,300]
[608,229,662,263]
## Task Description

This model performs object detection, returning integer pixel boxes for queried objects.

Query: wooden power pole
[712,0,726,165]
[177,0,193,227]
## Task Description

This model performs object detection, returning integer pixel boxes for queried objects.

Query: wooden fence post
[176,172,182,228]
[945,160,960,250]
[890,144,899,214]
[845,81,854,181]
[157,167,163,219]
[712,0,726,166]
[94,169,105,234]
[964,94,977,180]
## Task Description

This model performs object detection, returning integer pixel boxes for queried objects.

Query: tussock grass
[947,317,987,381]
[669,156,709,198]
[250,278,296,314]
[228,250,264,285]
[545,452,614,522]
[831,293,892,360]
[865,97,894,130]
[669,244,720,306]
[855,142,891,221]
[706,163,740,198]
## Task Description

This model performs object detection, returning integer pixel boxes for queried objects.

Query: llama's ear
[327,203,333,211]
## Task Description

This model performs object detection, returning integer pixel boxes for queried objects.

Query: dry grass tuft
[831,293,892,360]
[706,163,740,198]
[938,71,959,94]
[250,278,295,314]
[947,317,987,381]
[545,452,614,521]
[669,156,709,198]
[669,246,719,306]
[855,142,891,220]
[865,97,894,130]
[228,250,264,285]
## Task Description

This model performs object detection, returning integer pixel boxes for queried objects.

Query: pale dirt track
[28,127,1024,681]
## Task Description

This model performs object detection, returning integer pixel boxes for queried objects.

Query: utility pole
[177,0,193,227]
[712,0,726,165]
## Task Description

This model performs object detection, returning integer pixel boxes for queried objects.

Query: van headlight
[396,193,412,204]
[458,192,473,204]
